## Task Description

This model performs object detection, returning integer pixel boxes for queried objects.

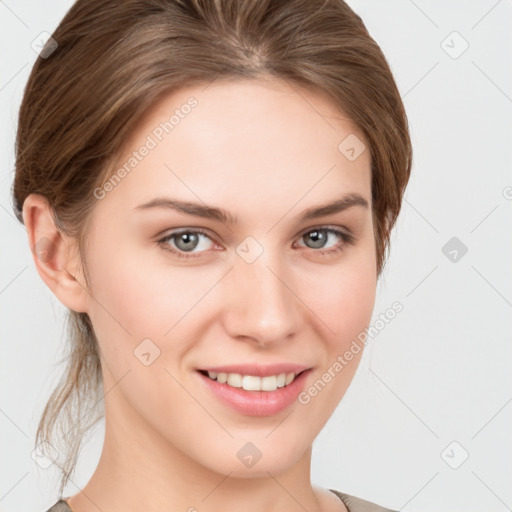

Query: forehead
[95,77,371,223]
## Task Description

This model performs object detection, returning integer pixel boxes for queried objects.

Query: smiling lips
[196,363,312,416]
[198,363,309,390]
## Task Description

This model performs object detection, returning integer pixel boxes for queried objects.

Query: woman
[13,1,412,511]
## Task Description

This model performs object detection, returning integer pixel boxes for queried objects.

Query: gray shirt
[46,490,396,512]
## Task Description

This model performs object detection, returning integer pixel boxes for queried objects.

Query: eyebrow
[134,193,369,225]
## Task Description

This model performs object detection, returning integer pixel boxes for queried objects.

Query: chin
[188,431,313,478]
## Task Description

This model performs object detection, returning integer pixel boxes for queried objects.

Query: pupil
[176,232,198,251]
[307,230,326,248]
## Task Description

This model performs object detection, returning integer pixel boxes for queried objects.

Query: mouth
[198,369,307,391]
[195,364,312,416]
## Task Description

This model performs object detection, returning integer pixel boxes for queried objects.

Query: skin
[24,76,377,512]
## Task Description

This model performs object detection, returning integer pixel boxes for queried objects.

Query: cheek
[84,232,220,368]
[303,241,377,405]
[83,236,207,421]
[312,240,377,345]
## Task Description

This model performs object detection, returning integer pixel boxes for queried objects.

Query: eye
[158,228,217,259]
[295,227,354,256]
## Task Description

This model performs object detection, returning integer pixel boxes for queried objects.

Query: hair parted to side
[12,0,412,495]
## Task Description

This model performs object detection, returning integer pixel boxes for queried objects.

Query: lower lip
[196,370,311,417]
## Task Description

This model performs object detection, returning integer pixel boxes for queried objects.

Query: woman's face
[82,77,376,476]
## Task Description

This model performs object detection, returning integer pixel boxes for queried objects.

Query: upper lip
[197,363,311,377]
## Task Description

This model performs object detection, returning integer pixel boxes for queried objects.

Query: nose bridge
[225,242,302,344]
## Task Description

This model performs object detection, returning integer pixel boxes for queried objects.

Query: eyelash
[157,226,355,260]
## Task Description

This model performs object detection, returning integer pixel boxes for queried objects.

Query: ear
[22,193,89,313]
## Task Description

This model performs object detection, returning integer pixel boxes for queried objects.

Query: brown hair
[12,0,412,495]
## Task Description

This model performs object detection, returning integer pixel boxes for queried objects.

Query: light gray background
[1,1,511,511]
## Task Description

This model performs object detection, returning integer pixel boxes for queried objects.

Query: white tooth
[242,375,261,391]
[227,373,242,387]
[285,372,295,385]
[261,375,278,391]
[217,372,295,390]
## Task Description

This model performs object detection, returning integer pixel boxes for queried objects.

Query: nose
[222,248,304,347]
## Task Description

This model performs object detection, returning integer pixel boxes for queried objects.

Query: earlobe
[22,193,89,313]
